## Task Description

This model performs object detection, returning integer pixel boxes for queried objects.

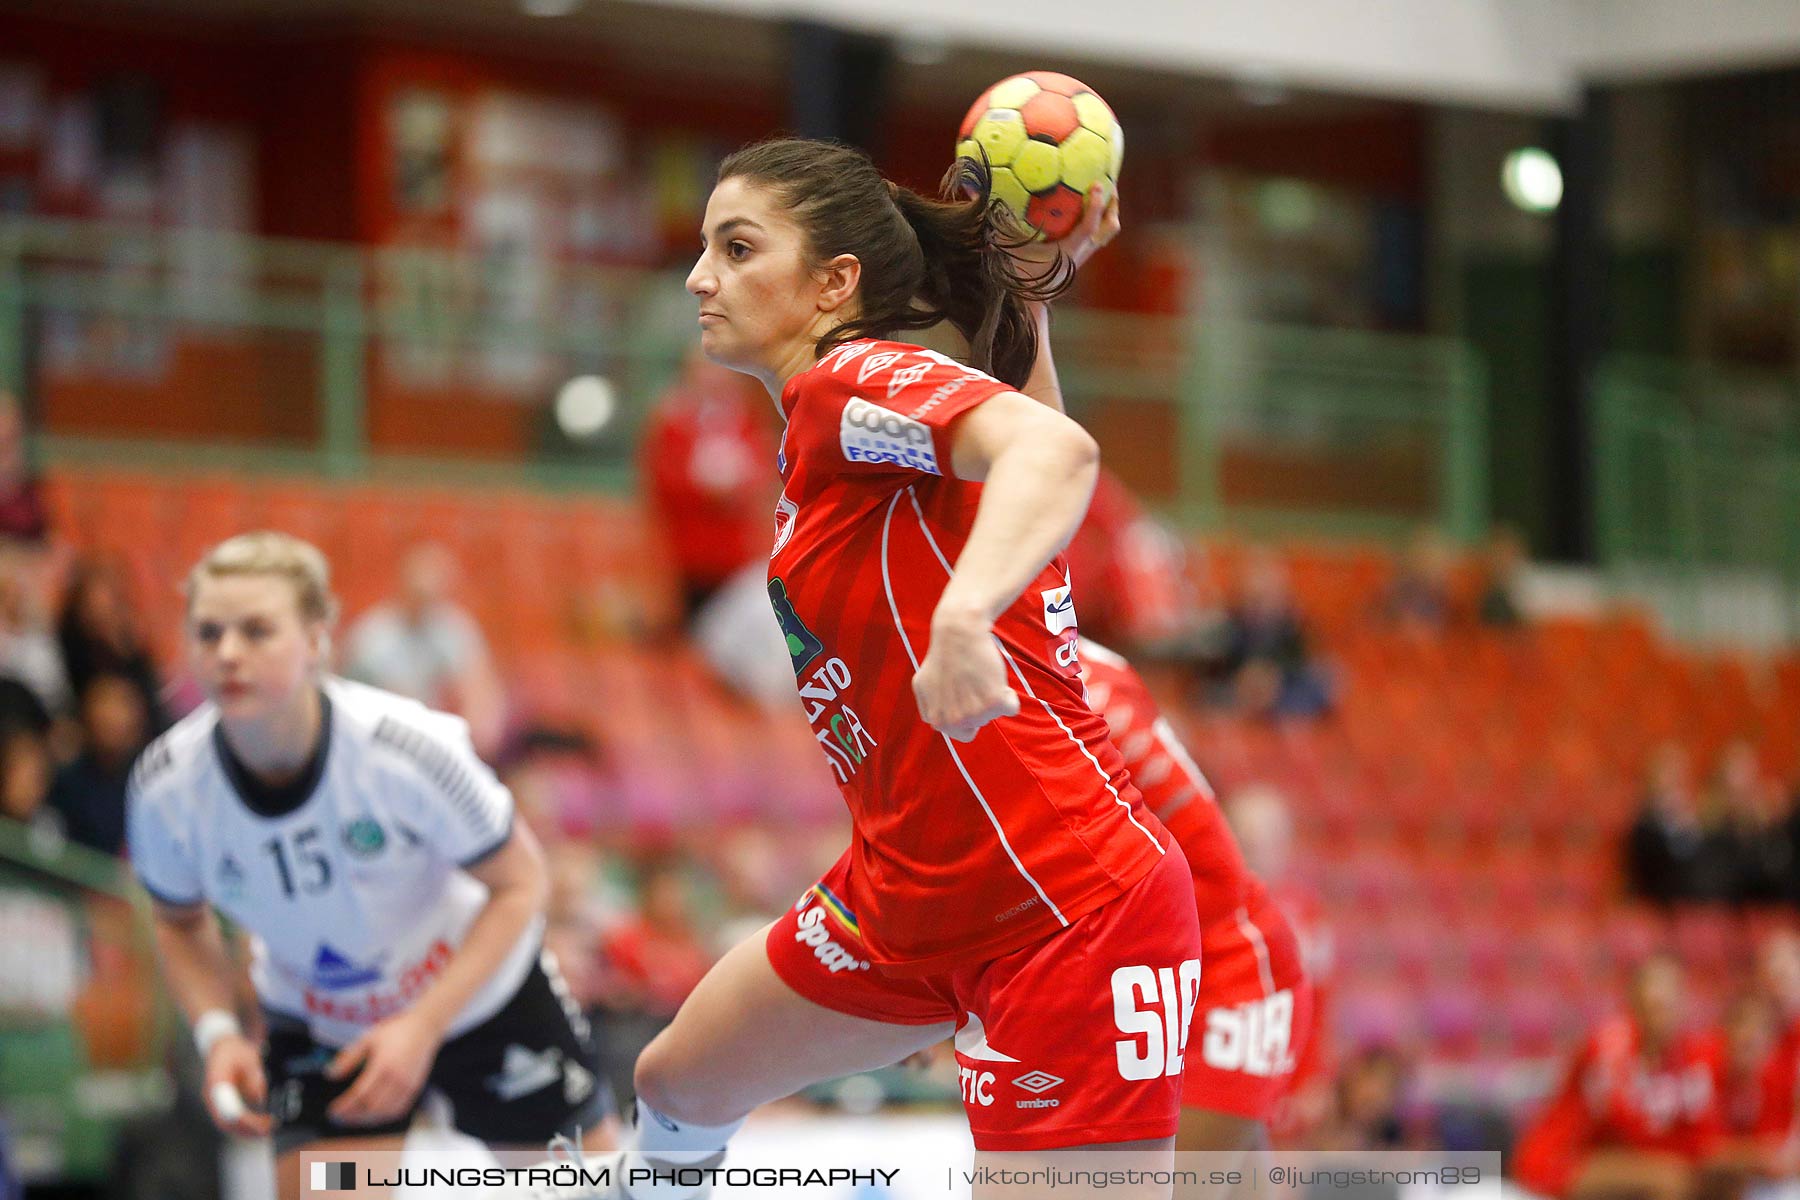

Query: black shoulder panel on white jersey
[128,734,178,796]
[370,715,493,836]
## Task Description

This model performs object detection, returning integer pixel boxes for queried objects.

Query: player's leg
[633,920,954,1126]
[1175,901,1313,1194]
[1567,1149,1694,1200]
[1178,1108,1265,1151]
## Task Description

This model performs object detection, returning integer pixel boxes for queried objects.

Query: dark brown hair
[716,138,1073,389]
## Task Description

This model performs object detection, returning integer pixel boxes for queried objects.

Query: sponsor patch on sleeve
[839,398,941,474]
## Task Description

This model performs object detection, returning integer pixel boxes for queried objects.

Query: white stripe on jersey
[1235,905,1278,998]
[905,488,1164,855]
[879,490,1070,926]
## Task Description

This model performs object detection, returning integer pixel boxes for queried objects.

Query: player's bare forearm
[940,394,1099,627]
[405,827,549,1037]
[1018,304,1066,414]
[151,905,242,1024]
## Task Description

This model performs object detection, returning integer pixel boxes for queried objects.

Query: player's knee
[632,1036,747,1128]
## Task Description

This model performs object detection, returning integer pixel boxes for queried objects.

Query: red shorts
[766,844,1203,1151]
[1182,896,1313,1119]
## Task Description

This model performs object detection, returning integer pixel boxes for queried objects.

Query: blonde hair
[184,531,340,626]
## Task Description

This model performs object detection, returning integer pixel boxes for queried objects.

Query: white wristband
[193,1008,243,1059]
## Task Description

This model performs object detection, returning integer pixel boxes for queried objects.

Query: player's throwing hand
[913,606,1021,743]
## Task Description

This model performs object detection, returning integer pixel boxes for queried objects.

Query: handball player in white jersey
[127,533,615,1199]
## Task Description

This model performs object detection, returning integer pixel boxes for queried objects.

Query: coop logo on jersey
[840,399,941,474]
[311,944,383,992]
[340,818,386,859]
[767,577,825,676]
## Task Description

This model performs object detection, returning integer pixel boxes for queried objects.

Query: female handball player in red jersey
[602,139,1204,1196]
[1076,639,1314,1161]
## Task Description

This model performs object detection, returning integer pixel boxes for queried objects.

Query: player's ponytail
[716,138,1075,389]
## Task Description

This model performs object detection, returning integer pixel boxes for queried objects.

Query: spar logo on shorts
[1111,961,1202,1081]
[793,903,870,974]
[840,399,940,474]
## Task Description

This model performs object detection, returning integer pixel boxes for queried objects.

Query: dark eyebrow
[704,217,766,242]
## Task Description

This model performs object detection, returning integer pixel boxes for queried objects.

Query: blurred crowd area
[1,356,1800,1195]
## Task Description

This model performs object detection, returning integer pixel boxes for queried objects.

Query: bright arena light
[519,0,581,16]
[554,375,616,440]
[1503,147,1563,214]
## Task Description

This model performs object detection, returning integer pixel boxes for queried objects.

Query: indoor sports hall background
[1,1,1799,1196]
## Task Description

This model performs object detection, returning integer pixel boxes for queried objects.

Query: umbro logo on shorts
[1012,1071,1063,1095]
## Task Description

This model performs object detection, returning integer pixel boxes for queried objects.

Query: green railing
[0,215,1488,536]
[0,820,174,1184]
[1593,355,1800,642]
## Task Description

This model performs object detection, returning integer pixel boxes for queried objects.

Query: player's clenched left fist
[913,610,1021,743]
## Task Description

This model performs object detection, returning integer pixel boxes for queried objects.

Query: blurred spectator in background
[43,674,149,856]
[1063,468,1219,656]
[57,558,169,732]
[1703,990,1793,1181]
[1701,740,1789,905]
[597,858,713,1022]
[1218,551,1331,718]
[1625,743,1711,905]
[0,561,68,721]
[0,1117,20,1200]
[1476,525,1530,628]
[343,541,506,757]
[0,391,49,548]
[639,347,776,623]
[1314,1045,1414,1151]
[592,857,717,1106]
[1229,783,1336,1143]
[543,842,610,1010]
[1383,526,1454,631]
[1756,931,1800,1119]
[1511,953,1718,1200]
[0,726,53,840]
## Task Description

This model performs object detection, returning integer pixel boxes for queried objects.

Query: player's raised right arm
[1013,183,1121,415]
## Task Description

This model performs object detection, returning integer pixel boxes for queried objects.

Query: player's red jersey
[1702,1023,1796,1143]
[768,340,1168,976]
[1513,1015,1721,1197]
[1077,639,1263,925]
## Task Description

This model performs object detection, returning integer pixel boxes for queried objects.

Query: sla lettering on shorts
[839,399,941,474]
[792,904,871,973]
[1111,960,1203,1081]
[1202,988,1296,1078]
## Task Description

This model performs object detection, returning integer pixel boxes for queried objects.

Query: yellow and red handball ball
[956,70,1123,242]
